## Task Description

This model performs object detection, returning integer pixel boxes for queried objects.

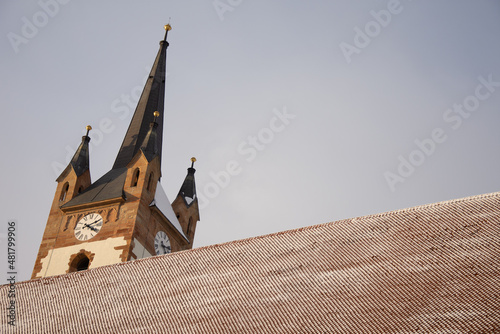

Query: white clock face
[154,231,171,255]
[74,213,103,241]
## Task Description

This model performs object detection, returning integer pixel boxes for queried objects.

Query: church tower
[32,24,200,279]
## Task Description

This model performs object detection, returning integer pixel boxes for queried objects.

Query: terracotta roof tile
[2,192,500,333]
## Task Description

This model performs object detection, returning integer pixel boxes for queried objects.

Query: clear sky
[1,1,500,283]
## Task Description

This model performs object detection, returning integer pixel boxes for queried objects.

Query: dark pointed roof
[56,133,90,182]
[177,159,197,207]
[112,35,169,169]
[61,168,127,209]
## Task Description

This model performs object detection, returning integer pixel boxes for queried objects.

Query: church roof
[3,191,500,332]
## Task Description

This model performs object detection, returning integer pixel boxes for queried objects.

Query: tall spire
[112,25,171,169]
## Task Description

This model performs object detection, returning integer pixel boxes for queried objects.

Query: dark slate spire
[177,158,198,207]
[56,126,91,181]
[71,126,91,174]
[112,24,172,169]
[140,111,160,161]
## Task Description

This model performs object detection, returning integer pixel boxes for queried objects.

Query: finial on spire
[191,157,196,168]
[85,125,92,137]
[153,111,160,123]
[163,20,172,42]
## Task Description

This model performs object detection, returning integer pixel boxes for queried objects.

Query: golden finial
[191,157,196,168]
[85,125,92,137]
[163,19,172,42]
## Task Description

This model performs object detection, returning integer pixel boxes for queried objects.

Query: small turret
[55,125,93,204]
[172,157,200,245]
[57,125,91,181]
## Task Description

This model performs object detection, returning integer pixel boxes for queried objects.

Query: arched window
[131,168,140,187]
[60,182,69,201]
[147,172,154,191]
[76,257,89,271]
[69,253,90,273]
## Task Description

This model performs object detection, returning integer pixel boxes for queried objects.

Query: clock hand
[161,243,171,252]
[83,223,98,232]
[88,219,102,226]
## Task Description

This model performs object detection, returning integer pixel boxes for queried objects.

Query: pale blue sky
[1,1,500,282]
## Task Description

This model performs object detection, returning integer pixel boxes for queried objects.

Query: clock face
[74,213,103,241]
[154,231,171,255]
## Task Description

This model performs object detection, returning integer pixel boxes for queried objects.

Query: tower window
[76,257,89,271]
[78,186,84,194]
[69,253,91,273]
[131,168,140,187]
[60,182,69,201]
[147,172,154,191]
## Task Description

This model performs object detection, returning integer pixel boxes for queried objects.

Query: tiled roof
[2,192,500,333]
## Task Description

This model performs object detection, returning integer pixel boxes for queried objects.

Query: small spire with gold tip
[191,157,196,168]
[163,20,172,42]
[85,125,92,137]
[153,111,160,123]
